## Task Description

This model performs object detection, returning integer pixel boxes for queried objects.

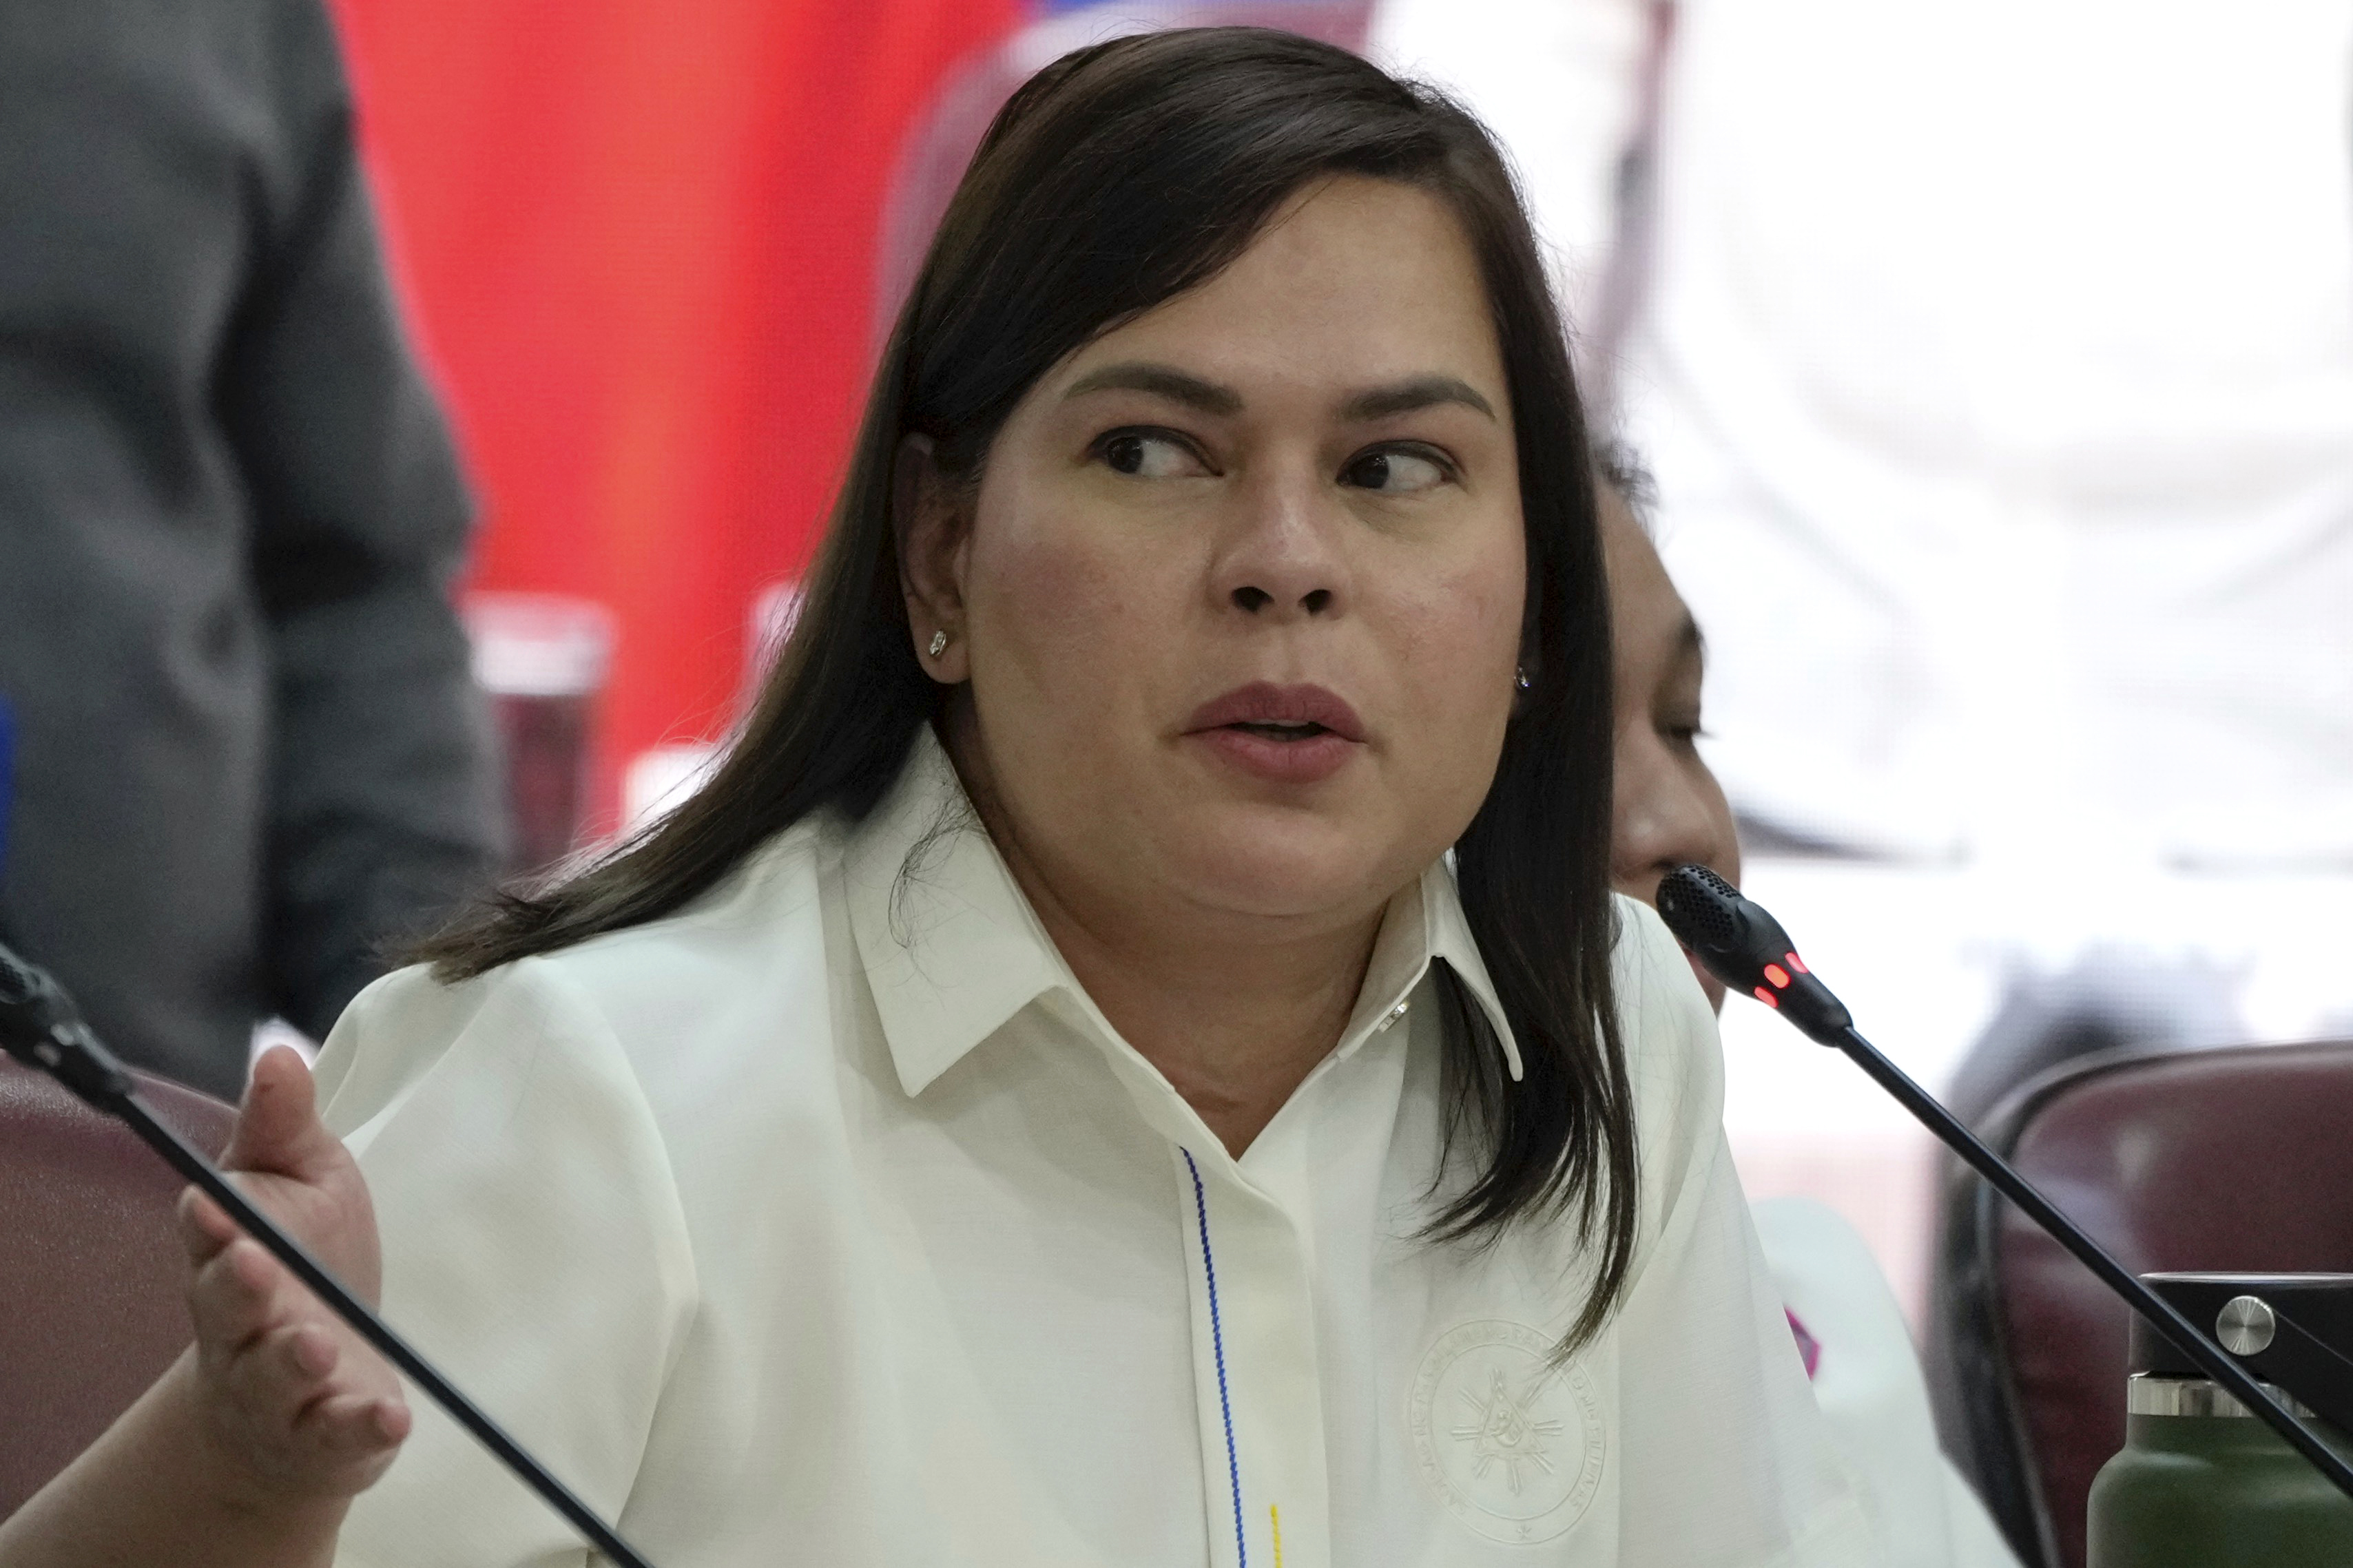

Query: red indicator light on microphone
[1753,985,1781,1009]
[1785,952,1810,975]
[1763,963,1791,990]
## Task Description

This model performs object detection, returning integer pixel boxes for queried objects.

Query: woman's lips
[1183,682,1365,739]
[1190,726,1358,784]
[1181,682,1365,785]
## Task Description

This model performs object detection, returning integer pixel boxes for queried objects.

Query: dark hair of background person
[413,26,1636,1347]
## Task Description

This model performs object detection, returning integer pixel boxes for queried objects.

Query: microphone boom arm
[1652,864,2353,1504]
[1832,1020,2353,1499]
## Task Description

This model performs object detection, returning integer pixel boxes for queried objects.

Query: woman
[1597,455,2020,1568]
[1596,448,1743,1011]
[0,30,1872,1568]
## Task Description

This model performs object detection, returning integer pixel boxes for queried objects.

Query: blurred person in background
[1373,0,2353,1034]
[1381,8,2353,1481]
[1597,443,1734,981]
[1600,450,2020,1568]
[0,0,504,1100]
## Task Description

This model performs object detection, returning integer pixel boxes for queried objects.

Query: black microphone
[0,942,659,1568]
[1652,864,1853,1043]
[1652,864,2353,1503]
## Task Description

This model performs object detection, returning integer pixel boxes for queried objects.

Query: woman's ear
[895,434,973,684]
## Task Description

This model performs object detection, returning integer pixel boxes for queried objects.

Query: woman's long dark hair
[417,27,1636,1348]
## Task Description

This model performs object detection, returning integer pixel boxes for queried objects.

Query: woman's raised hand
[0,1046,406,1568]
[177,1044,410,1502]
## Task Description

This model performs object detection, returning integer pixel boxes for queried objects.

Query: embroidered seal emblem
[1409,1319,1605,1545]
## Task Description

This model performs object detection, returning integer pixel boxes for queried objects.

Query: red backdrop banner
[329,0,1026,826]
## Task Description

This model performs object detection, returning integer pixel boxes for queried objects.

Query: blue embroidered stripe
[1183,1149,1247,1568]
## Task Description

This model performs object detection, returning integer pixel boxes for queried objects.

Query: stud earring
[927,630,949,659]
[1515,667,1532,691]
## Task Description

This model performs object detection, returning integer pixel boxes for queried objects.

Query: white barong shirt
[321,730,1876,1566]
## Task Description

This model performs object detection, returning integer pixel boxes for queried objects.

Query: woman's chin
[1153,811,1422,925]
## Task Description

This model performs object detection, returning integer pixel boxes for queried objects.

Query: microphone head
[0,941,134,1106]
[0,941,80,1060]
[1653,864,1854,1045]
[1655,864,1745,956]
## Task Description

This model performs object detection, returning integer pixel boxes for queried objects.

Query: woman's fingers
[176,1185,238,1265]
[293,1393,413,1496]
[212,1338,410,1497]
[188,1237,288,1361]
[188,1246,411,1497]
[218,1324,329,1428]
[222,1045,340,1182]
[171,1038,404,1503]
[307,1392,413,1454]
[198,1043,385,1302]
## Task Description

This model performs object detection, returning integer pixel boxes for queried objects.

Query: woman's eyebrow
[1061,362,1243,415]
[1340,375,1496,422]
[1059,365,1497,424]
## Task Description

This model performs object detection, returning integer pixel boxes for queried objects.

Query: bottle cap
[2133,1273,2353,1433]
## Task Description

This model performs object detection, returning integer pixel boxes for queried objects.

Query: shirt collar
[843,726,1523,1099]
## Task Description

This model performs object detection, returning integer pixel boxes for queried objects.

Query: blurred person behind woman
[1599,451,2020,1568]
[0,0,501,1100]
[1408,14,2353,1482]
[0,30,1887,1568]
[1380,0,2353,879]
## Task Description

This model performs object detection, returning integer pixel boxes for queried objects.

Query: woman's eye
[1343,446,1451,494]
[1099,430,1204,479]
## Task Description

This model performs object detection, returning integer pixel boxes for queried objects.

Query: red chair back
[0,1059,234,1518]
[1939,1039,2353,1567]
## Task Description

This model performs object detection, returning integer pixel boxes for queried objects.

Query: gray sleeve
[222,0,505,1040]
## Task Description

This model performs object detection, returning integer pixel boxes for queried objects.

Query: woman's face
[1601,486,1741,1007]
[904,176,1524,946]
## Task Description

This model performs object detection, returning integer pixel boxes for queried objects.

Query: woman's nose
[1230,583,1334,615]
[1214,468,1349,620]
[1613,733,1738,894]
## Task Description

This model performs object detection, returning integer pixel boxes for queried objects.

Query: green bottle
[2088,1274,2353,1568]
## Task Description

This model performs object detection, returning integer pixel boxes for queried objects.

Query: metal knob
[2217,1294,2277,1356]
